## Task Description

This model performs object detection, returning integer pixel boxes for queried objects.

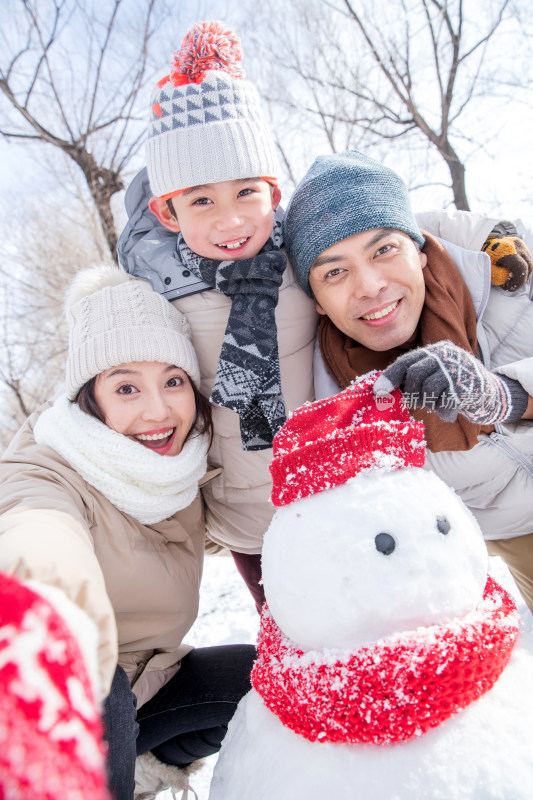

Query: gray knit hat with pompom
[64,266,200,398]
[283,150,425,297]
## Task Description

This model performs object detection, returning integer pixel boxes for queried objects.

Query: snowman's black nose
[437,515,451,535]
[375,532,396,555]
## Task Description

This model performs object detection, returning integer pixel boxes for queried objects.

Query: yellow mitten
[481,235,533,292]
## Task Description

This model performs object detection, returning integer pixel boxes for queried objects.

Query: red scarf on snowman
[251,578,519,745]
[257,376,520,745]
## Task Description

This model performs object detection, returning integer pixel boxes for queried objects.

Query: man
[283,149,533,611]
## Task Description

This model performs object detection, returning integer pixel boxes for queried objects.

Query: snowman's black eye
[437,516,451,535]
[375,532,396,555]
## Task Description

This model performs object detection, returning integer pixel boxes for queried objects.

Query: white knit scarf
[33,396,208,524]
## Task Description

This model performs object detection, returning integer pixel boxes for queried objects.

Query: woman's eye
[117,384,137,395]
[192,197,211,206]
[167,376,184,388]
[238,188,254,197]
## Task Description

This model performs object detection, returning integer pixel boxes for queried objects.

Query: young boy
[119,21,317,610]
[119,23,532,611]
[282,149,533,612]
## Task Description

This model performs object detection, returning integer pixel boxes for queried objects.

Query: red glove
[0,573,110,799]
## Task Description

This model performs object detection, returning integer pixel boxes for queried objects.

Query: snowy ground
[158,553,531,800]
[158,553,259,800]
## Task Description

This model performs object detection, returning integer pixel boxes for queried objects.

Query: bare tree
[339,0,516,209]
[0,0,166,259]
[243,3,375,194]
[0,193,110,446]
[244,0,528,209]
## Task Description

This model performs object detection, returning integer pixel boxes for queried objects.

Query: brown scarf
[318,233,494,452]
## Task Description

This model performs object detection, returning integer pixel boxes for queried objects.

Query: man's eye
[376,244,392,256]
[325,267,344,279]
[238,188,254,197]
[192,197,211,206]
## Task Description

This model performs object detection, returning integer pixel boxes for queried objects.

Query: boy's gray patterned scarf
[177,213,286,451]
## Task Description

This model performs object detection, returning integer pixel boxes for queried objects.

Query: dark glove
[373,341,529,424]
[481,232,533,292]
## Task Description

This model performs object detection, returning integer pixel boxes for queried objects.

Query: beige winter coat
[0,406,207,705]
[174,260,318,553]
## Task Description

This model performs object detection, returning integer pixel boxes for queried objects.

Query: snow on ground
[185,553,259,650]
[158,553,259,799]
[158,553,531,799]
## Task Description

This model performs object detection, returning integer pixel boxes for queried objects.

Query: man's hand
[373,341,529,424]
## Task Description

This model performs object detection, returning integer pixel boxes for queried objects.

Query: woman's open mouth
[133,427,176,453]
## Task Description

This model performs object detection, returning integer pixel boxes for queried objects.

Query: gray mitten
[373,341,529,424]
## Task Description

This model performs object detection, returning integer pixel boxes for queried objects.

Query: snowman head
[264,373,488,651]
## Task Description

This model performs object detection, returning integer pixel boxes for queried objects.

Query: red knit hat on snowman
[269,371,425,507]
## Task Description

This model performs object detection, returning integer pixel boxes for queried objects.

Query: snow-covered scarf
[251,578,519,745]
[33,396,208,524]
[176,209,286,451]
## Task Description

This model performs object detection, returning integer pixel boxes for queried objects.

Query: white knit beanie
[146,21,279,198]
[65,266,200,399]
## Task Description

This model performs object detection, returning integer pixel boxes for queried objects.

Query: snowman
[209,373,533,800]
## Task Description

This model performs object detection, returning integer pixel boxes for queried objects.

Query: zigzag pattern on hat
[149,76,254,135]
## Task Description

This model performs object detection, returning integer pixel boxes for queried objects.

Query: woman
[0,266,255,799]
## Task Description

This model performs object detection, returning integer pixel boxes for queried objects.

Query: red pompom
[169,20,244,86]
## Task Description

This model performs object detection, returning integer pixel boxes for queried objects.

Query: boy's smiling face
[150,178,281,261]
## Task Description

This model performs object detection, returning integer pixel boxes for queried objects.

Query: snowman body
[210,469,533,799]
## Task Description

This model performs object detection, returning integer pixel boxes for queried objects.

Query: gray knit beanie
[283,150,425,297]
[146,21,279,198]
[65,266,200,399]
